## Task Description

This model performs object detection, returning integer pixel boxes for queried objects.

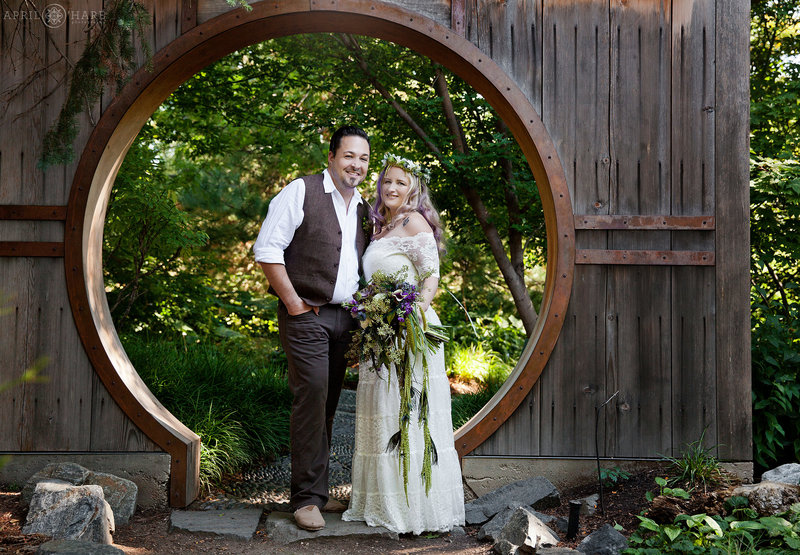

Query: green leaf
[664,525,682,542]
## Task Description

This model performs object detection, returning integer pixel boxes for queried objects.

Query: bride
[342,154,465,534]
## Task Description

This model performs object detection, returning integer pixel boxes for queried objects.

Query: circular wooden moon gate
[64,2,574,505]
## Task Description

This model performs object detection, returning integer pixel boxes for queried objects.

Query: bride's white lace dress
[342,232,465,534]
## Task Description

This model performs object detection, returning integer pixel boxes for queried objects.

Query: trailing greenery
[39,0,152,168]
[124,336,290,488]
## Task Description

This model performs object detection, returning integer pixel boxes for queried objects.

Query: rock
[84,472,137,525]
[574,494,599,516]
[534,510,569,535]
[492,539,519,555]
[22,463,91,506]
[36,539,124,554]
[22,463,136,526]
[493,507,560,554]
[479,504,525,541]
[170,508,263,540]
[731,481,800,516]
[464,477,560,525]
[22,481,115,544]
[762,463,800,486]
[538,549,581,554]
[479,504,567,542]
[577,523,628,555]
[264,512,398,544]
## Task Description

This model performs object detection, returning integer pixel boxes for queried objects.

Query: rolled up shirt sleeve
[252,178,305,264]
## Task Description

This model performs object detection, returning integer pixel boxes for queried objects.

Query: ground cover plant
[626,492,800,554]
[124,336,291,487]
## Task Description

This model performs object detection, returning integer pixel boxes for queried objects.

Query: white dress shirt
[253,169,364,304]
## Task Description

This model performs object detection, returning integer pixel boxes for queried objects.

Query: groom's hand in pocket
[287,299,320,316]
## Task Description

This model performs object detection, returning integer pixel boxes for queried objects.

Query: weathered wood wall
[0,0,751,505]
[462,0,751,461]
[0,0,162,454]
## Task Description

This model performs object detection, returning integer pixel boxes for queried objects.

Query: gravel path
[194,389,357,510]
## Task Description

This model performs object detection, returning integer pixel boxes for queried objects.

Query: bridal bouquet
[342,268,448,499]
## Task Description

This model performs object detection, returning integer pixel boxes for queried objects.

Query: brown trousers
[277,301,356,510]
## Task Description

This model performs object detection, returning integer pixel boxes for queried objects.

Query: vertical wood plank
[19,259,93,450]
[670,0,717,454]
[537,0,610,457]
[608,0,672,457]
[181,0,198,34]
[475,0,540,110]
[715,0,751,461]
[42,1,71,204]
[90,372,160,451]
[0,260,30,449]
[155,0,181,52]
[64,0,104,200]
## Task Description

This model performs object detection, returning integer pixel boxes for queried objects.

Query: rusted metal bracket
[576,249,715,265]
[0,242,65,257]
[574,215,715,230]
[0,205,67,220]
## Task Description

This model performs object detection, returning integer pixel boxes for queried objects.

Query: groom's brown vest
[276,173,369,306]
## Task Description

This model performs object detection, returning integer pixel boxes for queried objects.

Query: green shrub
[451,387,496,430]
[124,336,291,488]
[663,430,726,493]
[625,501,800,554]
[600,466,631,488]
[645,476,691,503]
[446,342,512,385]
[447,339,513,429]
[751,296,800,469]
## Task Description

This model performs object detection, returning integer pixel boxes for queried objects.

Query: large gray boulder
[22,480,115,544]
[492,506,560,554]
[84,471,137,525]
[762,463,800,486]
[479,503,566,542]
[36,539,124,554]
[465,477,560,525]
[577,524,628,555]
[22,463,91,505]
[731,481,800,516]
[23,463,137,525]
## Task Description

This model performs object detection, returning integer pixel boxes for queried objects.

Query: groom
[253,125,371,531]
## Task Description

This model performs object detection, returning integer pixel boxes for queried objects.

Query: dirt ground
[1,466,691,554]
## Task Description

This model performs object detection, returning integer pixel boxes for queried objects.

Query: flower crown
[380,153,431,183]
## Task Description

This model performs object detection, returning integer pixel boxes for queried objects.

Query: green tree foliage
[105,34,543,343]
[749,1,800,469]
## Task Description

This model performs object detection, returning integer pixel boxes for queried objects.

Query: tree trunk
[341,36,539,334]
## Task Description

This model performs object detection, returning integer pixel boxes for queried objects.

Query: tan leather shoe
[294,504,325,531]
[321,498,348,513]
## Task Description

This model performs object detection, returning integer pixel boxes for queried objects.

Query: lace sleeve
[396,232,440,279]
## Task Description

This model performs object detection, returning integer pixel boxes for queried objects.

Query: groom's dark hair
[329,125,370,156]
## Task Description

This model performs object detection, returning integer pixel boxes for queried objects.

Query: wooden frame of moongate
[64,0,575,507]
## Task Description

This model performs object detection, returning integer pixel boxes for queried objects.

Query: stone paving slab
[169,508,263,540]
[265,511,399,544]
